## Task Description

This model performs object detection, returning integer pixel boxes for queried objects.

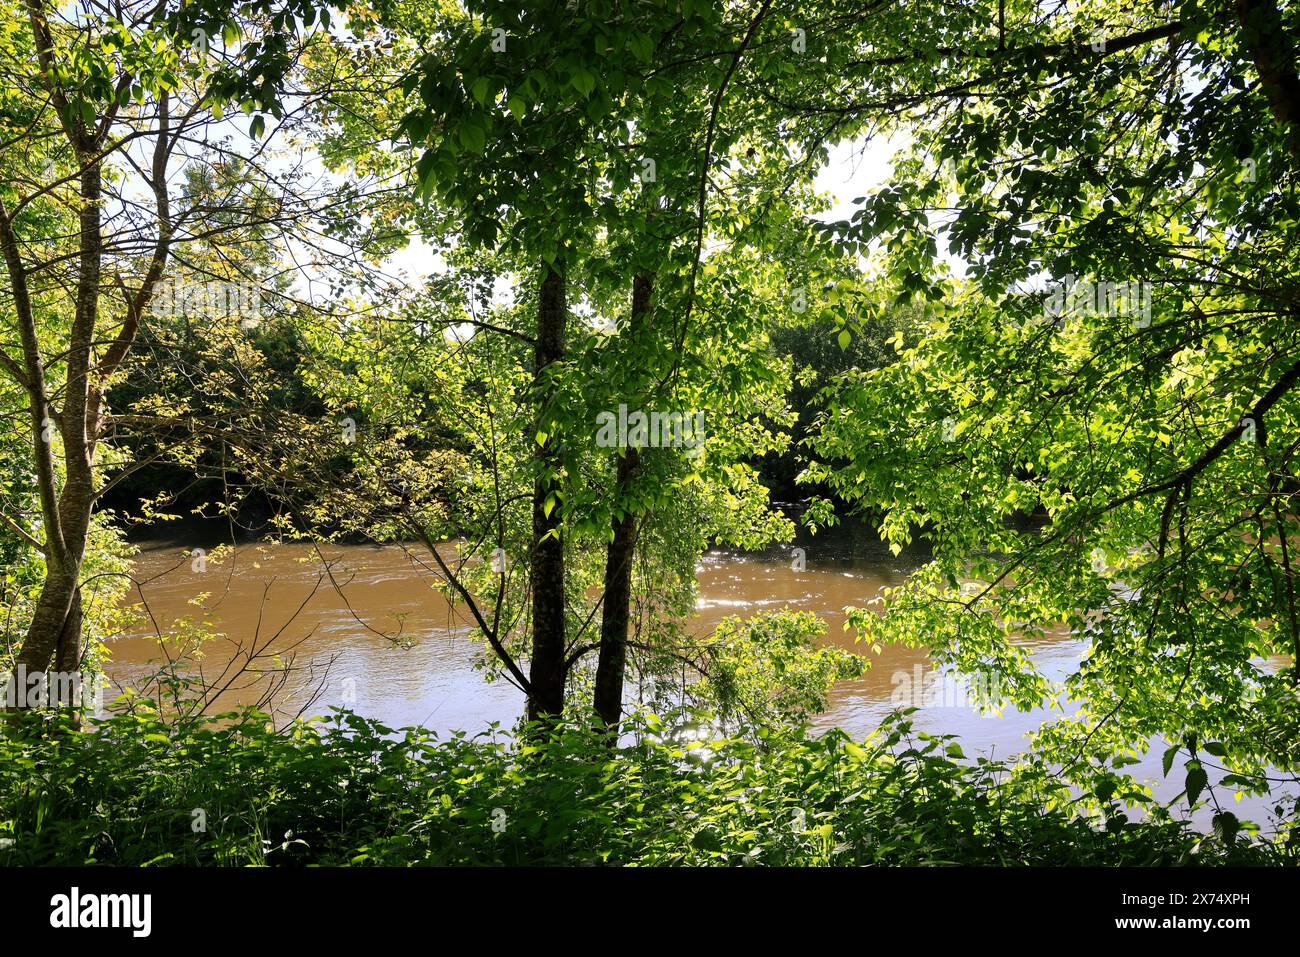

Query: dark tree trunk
[527,264,569,723]
[592,274,654,728]
[593,450,640,727]
[54,585,84,675]
[15,565,77,676]
[1235,0,1300,162]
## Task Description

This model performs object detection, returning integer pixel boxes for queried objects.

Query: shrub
[0,705,1287,866]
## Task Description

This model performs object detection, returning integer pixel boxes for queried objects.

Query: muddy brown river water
[106,530,1293,829]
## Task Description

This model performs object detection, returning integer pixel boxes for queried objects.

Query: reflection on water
[109,526,1293,829]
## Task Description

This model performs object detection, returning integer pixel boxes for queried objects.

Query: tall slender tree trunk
[10,159,102,686]
[4,23,167,708]
[593,274,654,728]
[527,263,569,723]
[593,450,640,727]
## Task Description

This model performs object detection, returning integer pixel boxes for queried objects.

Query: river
[106,526,1293,830]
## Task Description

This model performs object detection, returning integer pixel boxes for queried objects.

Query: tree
[806,0,1300,805]
[383,0,883,726]
[0,0,384,692]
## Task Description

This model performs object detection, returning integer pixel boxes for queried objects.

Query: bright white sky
[813,136,905,223]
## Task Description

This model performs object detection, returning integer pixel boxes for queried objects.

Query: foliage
[5,0,1299,865]
[0,704,1282,867]
[692,611,867,736]
[805,0,1300,812]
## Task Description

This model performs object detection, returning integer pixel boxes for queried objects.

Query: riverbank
[0,707,1281,867]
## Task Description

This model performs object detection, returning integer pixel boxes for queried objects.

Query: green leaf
[570,68,596,97]
[1211,811,1240,845]
[690,827,721,852]
[1185,765,1209,806]
[1161,744,1178,778]
[458,121,486,154]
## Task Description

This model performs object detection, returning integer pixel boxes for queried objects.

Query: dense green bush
[0,705,1287,867]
